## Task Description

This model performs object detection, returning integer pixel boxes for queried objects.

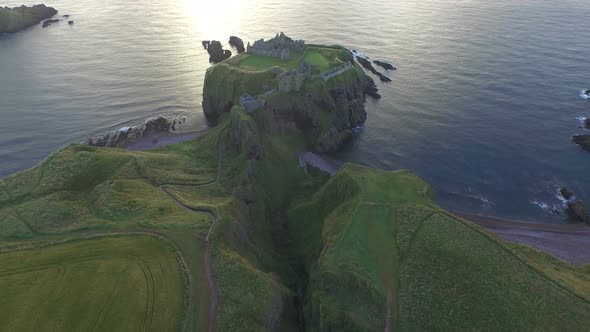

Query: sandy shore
[453,211,590,266]
[124,129,209,151]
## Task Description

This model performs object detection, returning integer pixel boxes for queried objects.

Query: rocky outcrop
[568,200,590,224]
[559,188,590,224]
[42,19,60,28]
[354,56,392,83]
[585,90,590,96]
[373,60,396,71]
[229,107,262,159]
[207,41,232,63]
[0,5,58,33]
[202,40,211,49]
[203,45,378,153]
[573,135,590,151]
[365,76,381,99]
[260,70,370,152]
[229,36,245,53]
[87,116,175,148]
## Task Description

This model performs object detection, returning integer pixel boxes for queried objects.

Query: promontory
[0,4,57,33]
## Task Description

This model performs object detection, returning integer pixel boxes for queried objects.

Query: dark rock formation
[42,19,60,28]
[68,20,74,25]
[585,89,590,96]
[573,135,590,151]
[585,118,590,129]
[354,56,392,83]
[560,188,590,224]
[229,36,245,53]
[365,76,381,99]
[87,116,174,148]
[560,188,574,201]
[373,60,396,71]
[0,5,58,33]
[568,200,590,224]
[229,108,262,160]
[207,40,232,63]
[202,40,210,49]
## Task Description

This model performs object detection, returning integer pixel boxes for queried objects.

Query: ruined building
[277,60,312,93]
[247,32,306,61]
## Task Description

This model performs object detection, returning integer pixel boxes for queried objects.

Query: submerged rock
[373,60,396,71]
[229,36,245,53]
[42,18,60,28]
[573,134,590,151]
[68,20,74,25]
[355,56,392,83]
[207,40,232,63]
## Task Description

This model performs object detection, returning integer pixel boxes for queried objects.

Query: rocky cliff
[202,52,377,152]
[0,5,57,33]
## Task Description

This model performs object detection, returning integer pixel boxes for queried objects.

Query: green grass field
[304,49,331,73]
[0,235,185,331]
[289,164,590,330]
[3,61,590,331]
[237,51,303,71]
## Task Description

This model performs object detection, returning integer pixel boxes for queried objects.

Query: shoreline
[453,210,590,265]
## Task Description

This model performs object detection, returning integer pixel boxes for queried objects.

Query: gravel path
[159,140,223,332]
[298,152,344,176]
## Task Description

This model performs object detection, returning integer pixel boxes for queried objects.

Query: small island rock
[229,36,245,53]
[373,60,396,71]
[207,40,232,63]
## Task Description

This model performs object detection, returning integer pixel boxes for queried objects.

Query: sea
[1,0,590,223]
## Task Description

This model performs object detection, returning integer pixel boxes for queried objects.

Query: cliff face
[0,5,58,33]
[203,58,374,152]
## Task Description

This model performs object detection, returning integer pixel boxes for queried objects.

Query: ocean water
[1,0,590,223]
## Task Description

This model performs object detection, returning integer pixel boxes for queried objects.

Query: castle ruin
[277,60,312,93]
[247,32,305,61]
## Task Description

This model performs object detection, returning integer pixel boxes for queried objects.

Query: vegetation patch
[0,236,185,331]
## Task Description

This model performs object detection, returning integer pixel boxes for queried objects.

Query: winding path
[159,140,223,332]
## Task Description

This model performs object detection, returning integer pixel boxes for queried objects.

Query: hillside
[0,5,57,33]
[2,107,590,330]
[1,38,590,331]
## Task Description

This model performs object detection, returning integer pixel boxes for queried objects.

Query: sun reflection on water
[181,0,253,39]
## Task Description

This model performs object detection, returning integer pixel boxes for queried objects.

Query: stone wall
[246,32,305,60]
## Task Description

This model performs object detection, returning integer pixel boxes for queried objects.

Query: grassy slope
[237,51,304,70]
[0,129,226,330]
[3,68,590,331]
[0,235,183,331]
[0,6,57,33]
[290,164,590,330]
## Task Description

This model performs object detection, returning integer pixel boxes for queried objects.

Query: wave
[351,50,369,60]
[530,187,573,215]
[577,116,589,130]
